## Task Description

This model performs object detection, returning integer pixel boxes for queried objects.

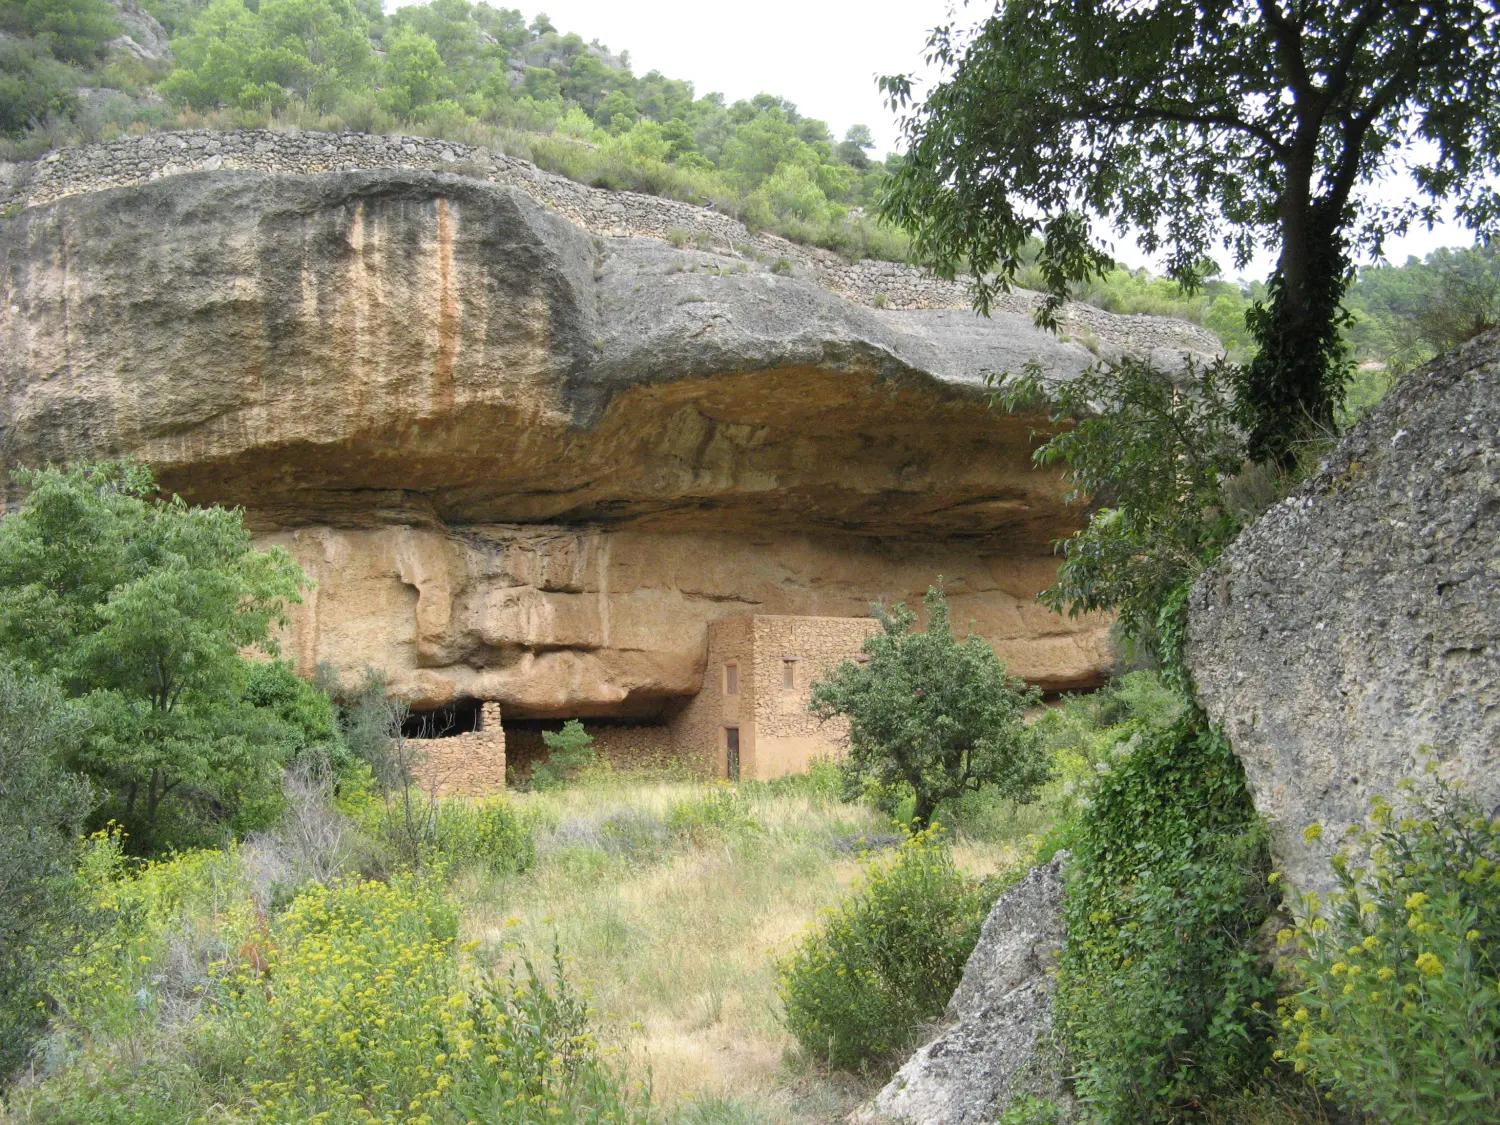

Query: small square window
[782,660,796,690]
[724,663,738,695]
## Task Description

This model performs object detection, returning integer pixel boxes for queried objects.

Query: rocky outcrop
[2,129,1221,359]
[1188,334,1500,897]
[106,0,171,64]
[861,854,1070,1125]
[0,166,1133,714]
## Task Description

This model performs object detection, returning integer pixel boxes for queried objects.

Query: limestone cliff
[1,159,1141,716]
[1188,333,1500,895]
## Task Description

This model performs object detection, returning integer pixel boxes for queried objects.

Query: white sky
[390,0,1480,282]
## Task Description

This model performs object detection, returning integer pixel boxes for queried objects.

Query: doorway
[725,726,740,782]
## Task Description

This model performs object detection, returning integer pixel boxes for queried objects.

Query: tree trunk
[911,791,937,830]
[1243,198,1352,468]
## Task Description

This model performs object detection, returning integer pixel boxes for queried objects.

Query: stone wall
[505,722,677,778]
[408,700,507,796]
[750,615,877,776]
[1,128,1220,357]
[670,616,754,778]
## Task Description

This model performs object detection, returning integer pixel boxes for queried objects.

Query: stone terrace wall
[1,129,1220,356]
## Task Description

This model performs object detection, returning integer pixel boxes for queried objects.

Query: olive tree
[810,584,1048,827]
[880,1,1500,466]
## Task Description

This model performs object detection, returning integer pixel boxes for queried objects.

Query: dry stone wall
[2,128,1219,357]
[408,701,507,796]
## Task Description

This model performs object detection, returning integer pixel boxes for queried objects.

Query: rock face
[861,853,1070,1125]
[1188,334,1500,896]
[0,165,1134,718]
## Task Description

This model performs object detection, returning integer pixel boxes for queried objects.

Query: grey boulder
[858,852,1070,1125]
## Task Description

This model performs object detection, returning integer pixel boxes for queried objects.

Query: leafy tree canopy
[0,462,310,850]
[881,1,1500,465]
[810,584,1047,827]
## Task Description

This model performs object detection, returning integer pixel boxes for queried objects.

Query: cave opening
[402,697,484,740]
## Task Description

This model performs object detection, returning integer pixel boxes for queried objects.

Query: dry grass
[456,776,1024,1124]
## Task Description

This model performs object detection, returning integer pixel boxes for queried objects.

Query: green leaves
[996,355,1249,674]
[0,462,309,850]
[778,830,994,1069]
[1055,713,1277,1122]
[881,0,1500,461]
[810,583,1047,827]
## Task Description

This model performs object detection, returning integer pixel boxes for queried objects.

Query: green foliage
[0,0,119,65]
[664,786,760,844]
[531,719,597,791]
[810,583,1048,826]
[1055,713,1278,1123]
[24,863,643,1124]
[997,357,1252,676]
[161,0,374,113]
[244,659,349,774]
[0,462,308,851]
[0,666,95,1079]
[1279,780,1500,1121]
[880,1,1500,466]
[0,37,79,137]
[777,829,996,1069]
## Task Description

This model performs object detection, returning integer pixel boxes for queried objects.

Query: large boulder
[860,853,1070,1125]
[1188,335,1500,896]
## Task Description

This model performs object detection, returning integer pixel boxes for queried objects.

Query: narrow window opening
[782,659,797,690]
[724,663,739,695]
[725,726,740,782]
[401,697,482,740]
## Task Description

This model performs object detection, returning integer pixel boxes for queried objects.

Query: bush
[1278,778,1500,1122]
[200,875,644,1125]
[811,582,1048,827]
[354,791,537,877]
[778,829,995,1069]
[1054,714,1278,1123]
[531,719,597,790]
[664,786,760,845]
[0,666,95,1079]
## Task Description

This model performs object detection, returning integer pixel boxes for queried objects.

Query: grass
[456,775,1032,1123]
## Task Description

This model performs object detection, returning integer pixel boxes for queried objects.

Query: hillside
[1,0,1491,370]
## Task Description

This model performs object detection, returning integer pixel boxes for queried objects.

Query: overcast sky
[390,0,1480,280]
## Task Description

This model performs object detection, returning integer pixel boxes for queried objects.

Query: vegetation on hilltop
[0,0,909,259]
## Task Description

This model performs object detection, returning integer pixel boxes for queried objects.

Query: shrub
[531,719,597,791]
[1278,779,1500,1122]
[665,786,760,844]
[0,666,95,1079]
[200,875,644,1125]
[1054,714,1278,1123]
[355,792,537,877]
[811,582,1048,826]
[778,829,995,1069]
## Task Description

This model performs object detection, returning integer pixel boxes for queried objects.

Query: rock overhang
[1,162,1128,714]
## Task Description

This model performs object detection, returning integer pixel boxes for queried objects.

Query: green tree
[0,39,77,137]
[0,462,308,850]
[810,584,1047,827]
[1407,244,1500,350]
[381,24,447,120]
[0,666,95,1080]
[996,356,1248,674]
[881,1,1500,467]
[531,719,595,790]
[163,0,372,111]
[0,0,119,64]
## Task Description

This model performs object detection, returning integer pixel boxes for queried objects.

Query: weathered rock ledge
[1188,332,1500,896]
[0,128,1220,360]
